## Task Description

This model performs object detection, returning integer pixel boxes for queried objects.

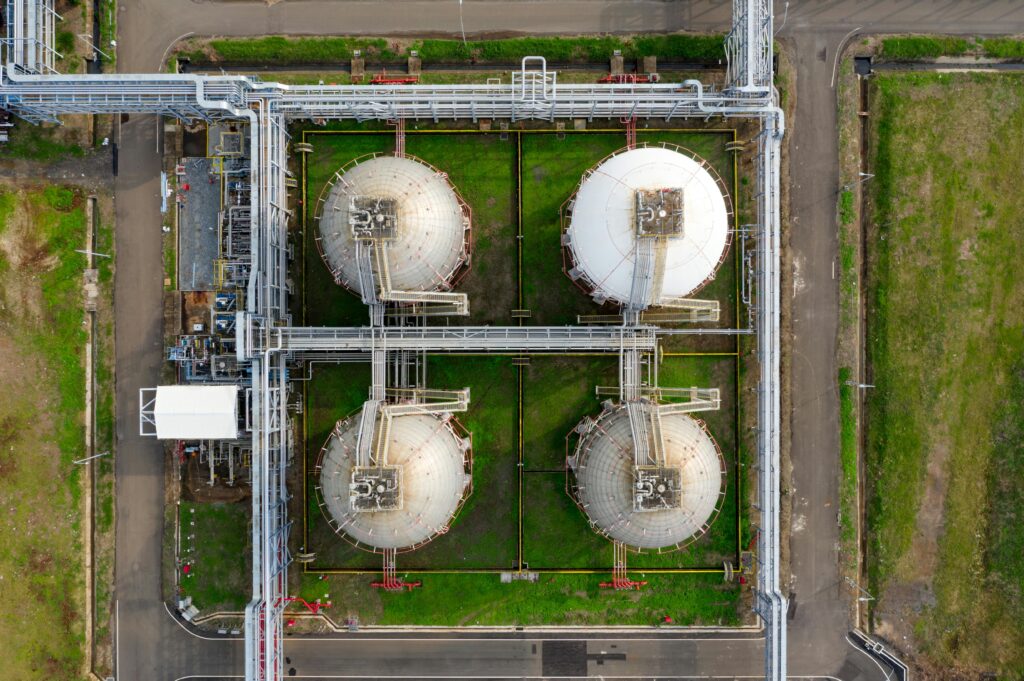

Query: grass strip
[879,36,971,59]
[188,33,726,66]
[98,0,117,68]
[979,37,1024,59]
[838,368,857,554]
[0,185,90,677]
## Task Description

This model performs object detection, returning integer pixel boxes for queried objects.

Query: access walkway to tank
[293,122,758,625]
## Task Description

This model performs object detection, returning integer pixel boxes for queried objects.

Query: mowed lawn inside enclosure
[296,125,748,625]
[299,127,740,348]
[178,502,251,612]
[865,72,1024,676]
[301,354,744,625]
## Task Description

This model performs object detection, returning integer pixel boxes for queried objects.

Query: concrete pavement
[283,635,765,679]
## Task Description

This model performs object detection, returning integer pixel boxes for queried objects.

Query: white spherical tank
[570,403,725,551]
[317,155,470,296]
[318,410,471,552]
[564,145,730,306]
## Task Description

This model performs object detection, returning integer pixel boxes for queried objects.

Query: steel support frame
[4,0,61,75]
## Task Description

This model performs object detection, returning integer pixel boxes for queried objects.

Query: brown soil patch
[906,437,950,578]
[28,549,54,572]
[875,434,950,657]
[183,290,213,333]
[0,188,56,323]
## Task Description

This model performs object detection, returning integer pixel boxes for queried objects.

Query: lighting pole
[458,0,467,48]
[775,1,790,36]
[845,576,875,602]
[76,249,112,259]
[74,451,110,465]
[77,33,112,61]
[842,172,874,191]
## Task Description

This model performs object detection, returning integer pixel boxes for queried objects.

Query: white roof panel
[153,385,239,439]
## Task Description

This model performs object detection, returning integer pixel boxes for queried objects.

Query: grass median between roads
[0,185,90,678]
[879,36,971,59]
[865,72,1024,676]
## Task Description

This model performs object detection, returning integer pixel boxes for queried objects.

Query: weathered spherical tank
[316,154,470,297]
[569,402,726,551]
[317,409,472,552]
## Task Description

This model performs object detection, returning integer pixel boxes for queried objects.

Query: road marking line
[163,602,244,641]
[846,634,893,681]
[832,26,865,88]
[174,676,840,681]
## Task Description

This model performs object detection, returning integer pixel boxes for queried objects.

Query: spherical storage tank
[317,155,470,297]
[318,409,472,552]
[564,145,731,307]
[569,402,725,551]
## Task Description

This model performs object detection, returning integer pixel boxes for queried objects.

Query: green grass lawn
[179,502,250,612]
[294,124,748,625]
[866,72,1024,676]
[2,124,84,162]
[879,36,971,59]
[0,185,90,677]
[298,570,739,627]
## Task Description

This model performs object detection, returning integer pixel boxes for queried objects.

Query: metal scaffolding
[241,324,659,356]
[3,0,61,75]
[1,2,785,680]
[0,68,776,124]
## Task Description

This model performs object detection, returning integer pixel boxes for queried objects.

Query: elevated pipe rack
[0,3,785,681]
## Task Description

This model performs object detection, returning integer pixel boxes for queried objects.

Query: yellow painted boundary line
[296,126,751,576]
[303,128,735,135]
[732,126,744,562]
[308,567,728,575]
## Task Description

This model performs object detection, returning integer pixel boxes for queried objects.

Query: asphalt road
[107,2,1024,680]
[113,103,241,679]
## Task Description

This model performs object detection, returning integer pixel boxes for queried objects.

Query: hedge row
[879,36,971,59]
[194,33,726,66]
[881,35,1024,60]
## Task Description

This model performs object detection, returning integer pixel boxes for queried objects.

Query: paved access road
[108,1,1024,680]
